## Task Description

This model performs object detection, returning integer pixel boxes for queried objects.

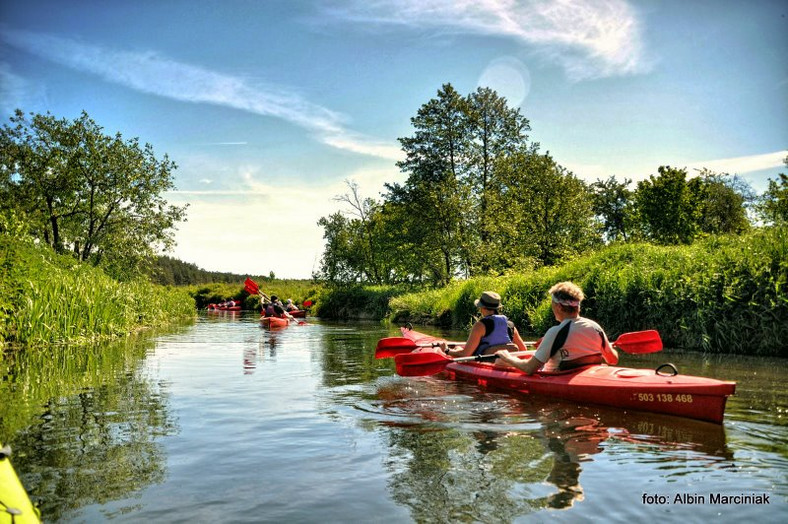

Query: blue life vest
[475,315,513,355]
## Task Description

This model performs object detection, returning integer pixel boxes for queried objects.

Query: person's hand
[495,349,515,365]
[438,342,449,355]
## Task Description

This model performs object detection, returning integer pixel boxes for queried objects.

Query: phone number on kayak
[633,393,693,403]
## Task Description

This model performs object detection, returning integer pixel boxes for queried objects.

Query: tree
[635,166,699,244]
[691,169,752,235]
[488,151,599,268]
[465,87,533,271]
[757,156,788,225]
[388,83,471,285]
[0,110,187,280]
[590,176,638,242]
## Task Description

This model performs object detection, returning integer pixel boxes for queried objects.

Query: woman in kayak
[496,282,618,374]
[440,291,530,357]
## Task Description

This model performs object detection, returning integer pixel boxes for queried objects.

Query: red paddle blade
[394,351,452,377]
[614,330,663,354]
[303,300,313,307]
[375,337,418,358]
[244,278,260,294]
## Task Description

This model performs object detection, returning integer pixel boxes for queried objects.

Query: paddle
[380,329,662,359]
[395,349,535,377]
[375,338,467,358]
[392,330,663,377]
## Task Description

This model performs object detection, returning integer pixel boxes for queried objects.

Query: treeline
[316,83,787,287]
[150,255,255,286]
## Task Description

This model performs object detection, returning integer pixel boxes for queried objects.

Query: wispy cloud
[328,0,650,81]
[686,151,786,175]
[0,29,401,160]
[0,61,47,114]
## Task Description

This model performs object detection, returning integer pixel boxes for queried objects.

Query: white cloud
[329,0,650,81]
[164,164,404,279]
[685,151,786,176]
[0,29,401,160]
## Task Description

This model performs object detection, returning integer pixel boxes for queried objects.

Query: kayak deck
[400,327,736,424]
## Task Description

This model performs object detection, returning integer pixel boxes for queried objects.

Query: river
[2,313,786,522]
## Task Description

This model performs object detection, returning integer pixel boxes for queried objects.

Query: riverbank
[0,236,195,349]
[316,228,786,356]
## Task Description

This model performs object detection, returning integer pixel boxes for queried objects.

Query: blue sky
[2,0,786,278]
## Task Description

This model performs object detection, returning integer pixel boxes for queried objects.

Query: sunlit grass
[385,228,787,355]
[1,236,195,348]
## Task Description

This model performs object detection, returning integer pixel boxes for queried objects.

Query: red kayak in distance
[395,327,736,424]
[260,316,289,328]
[207,303,242,311]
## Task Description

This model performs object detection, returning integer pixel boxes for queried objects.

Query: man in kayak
[439,291,530,357]
[496,282,618,374]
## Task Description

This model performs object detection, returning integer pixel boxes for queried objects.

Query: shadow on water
[1,328,186,521]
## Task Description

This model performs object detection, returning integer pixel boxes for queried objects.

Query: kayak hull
[400,328,735,424]
[286,310,306,318]
[1,445,40,523]
[260,316,289,328]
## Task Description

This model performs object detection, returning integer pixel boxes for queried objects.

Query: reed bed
[1,237,195,348]
[388,228,787,356]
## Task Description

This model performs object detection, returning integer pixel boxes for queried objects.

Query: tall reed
[387,228,787,355]
[1,236,195,348]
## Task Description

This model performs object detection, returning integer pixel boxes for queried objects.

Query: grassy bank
[0,236,195,349]
[320,228,787,356]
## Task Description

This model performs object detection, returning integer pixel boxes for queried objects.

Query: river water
[2,313,786,522]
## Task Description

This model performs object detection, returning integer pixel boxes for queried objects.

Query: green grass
[1,236,195,348]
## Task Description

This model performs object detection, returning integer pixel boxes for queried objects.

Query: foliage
[0,110,187,281]
[313,284,406,320]
[0,235,194,348]
[335,229,787,355]
[487,151,598,268]
[590,176,638,242]
[757,156,788,225]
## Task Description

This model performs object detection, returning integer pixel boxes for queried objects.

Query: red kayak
[397,328,736,424]
[208,302,241,311]
[260,316,289,328]
[286,309,306,318]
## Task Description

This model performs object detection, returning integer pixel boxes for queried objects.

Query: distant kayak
[286,310,306,318]
[396,327,736,424]
[207,303,241,311]
[260,316,289,328]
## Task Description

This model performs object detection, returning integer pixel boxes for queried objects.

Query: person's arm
[440,321,485,357]
[511,328,528,352]
[495,350,544,375]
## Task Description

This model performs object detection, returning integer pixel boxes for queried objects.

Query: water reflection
[368,376,731,520]
[1,335,178,521]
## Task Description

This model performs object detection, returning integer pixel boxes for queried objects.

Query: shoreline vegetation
[315,228,786,357]
[1,228,785,357]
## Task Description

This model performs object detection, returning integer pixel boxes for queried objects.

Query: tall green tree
[488,151,598,268]
[0,110,187,279]
[635,166,699,244]
[387,83,471,285]
[757,156,788,225]
[465,87,533,272]
[590,176,638,242]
